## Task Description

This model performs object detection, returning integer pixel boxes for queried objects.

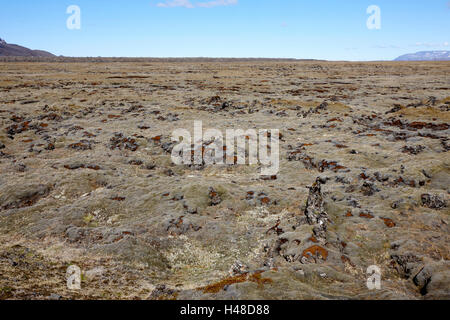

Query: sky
[0,0,449,60]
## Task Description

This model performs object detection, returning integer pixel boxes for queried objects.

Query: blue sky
[0,0,449,60]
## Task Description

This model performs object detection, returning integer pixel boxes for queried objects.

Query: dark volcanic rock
[304,178,329,241]
[208,187,222,206]
[421,194,447,210]
[110,133,138,151]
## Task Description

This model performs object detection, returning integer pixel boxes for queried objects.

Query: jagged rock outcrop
[304,177,329,241]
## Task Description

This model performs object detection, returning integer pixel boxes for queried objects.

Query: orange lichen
[249,271,273,288]
[260,197,271,204]
[359,212,374,219]
[381,217,396,228]
[341,255,355,267]
[198,271,273,294]
[209,190,218,198]
[302,245,328,261]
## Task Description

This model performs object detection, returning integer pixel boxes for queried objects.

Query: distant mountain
[0,38,55,57]
[395,51,450,61]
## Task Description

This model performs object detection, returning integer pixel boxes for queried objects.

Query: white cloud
[157,0,237,8]
[197,0,237,8]
[372,44,402,49]
[157,0,194,8]
[412,42,449,48]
